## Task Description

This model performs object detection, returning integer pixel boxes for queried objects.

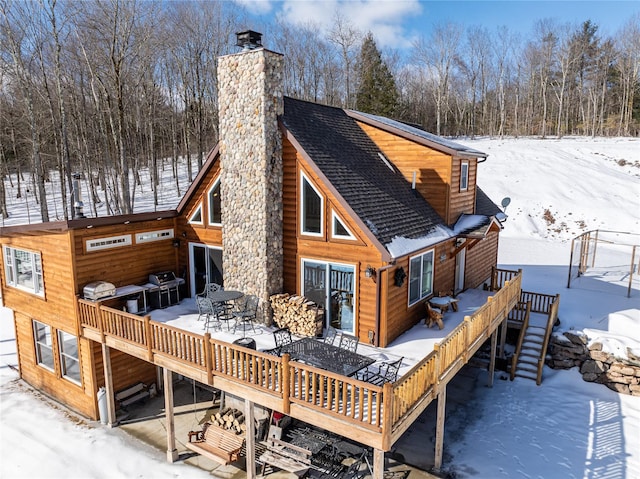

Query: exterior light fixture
[365,265,376,279]
[172,239,181,248]
[394,267,406,287]
[440,253,447,263]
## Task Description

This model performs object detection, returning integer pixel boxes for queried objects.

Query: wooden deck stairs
[509,292,560,385]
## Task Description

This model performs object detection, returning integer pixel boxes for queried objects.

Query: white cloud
[233,0,275,15]
[278,0,422,49]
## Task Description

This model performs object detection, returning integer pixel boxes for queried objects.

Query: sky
[1,137,639,478]
[233,0,640,50]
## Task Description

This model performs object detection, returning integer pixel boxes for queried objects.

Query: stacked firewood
[270,293,324,337]
[209,407,246,434]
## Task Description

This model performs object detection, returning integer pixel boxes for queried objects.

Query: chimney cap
[236,30,262,50]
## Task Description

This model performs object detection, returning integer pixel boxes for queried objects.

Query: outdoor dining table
[206,289,244,304]
[278,337,375,377]
[429,295,459,312]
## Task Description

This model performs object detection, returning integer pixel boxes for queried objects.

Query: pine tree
[355,33,399,117]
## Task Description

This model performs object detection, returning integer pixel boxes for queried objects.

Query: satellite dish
[501,197,511,210]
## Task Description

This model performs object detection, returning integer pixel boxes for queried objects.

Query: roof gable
[281,97,450,253]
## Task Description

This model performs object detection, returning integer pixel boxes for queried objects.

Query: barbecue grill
[146,271,184,308]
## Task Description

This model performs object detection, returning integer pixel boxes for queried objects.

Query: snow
[385,225,453,259]
[2,136,640,478]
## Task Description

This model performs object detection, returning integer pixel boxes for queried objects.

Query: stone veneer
[217,47,284,324]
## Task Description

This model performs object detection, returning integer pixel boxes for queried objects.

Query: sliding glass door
[302,259,356,334]
[189,243,223,297]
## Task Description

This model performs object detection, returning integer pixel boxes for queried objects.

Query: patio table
[206,290,244,303]
[279,337,375,377]
[429,295,459,312]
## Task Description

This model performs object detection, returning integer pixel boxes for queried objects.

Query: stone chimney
[218,31,284,324]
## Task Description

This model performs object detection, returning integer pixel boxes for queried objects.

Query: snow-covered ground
[1,137,639,478]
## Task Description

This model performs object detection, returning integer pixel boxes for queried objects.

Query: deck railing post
[97,305,105,343]
[145,316,153,361]
[204,333,213,384]
[282,354,290,414]
[381,382,393,449]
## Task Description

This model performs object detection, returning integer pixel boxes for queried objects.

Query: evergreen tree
[355,33,399,116]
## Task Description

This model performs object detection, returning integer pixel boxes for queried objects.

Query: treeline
[1,0,639,223]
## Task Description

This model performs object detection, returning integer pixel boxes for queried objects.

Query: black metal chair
[213,301,234,331]
[338,333,359,353]
[359,357,403,386]
[203,282,223,297]
[196,296,218,330]
[323,326,342,346]
[272,327,292,356]
[232,294,259,335]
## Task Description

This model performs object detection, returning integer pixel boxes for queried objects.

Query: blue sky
[234,0,639,50]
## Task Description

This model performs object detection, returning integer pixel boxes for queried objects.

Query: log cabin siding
[13,311,98,418]
[72,219,178,290]
[356,121,453,222]
[449,159,477,223]
[464,231,500,289]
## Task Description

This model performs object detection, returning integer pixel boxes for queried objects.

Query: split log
[270,293,324,337]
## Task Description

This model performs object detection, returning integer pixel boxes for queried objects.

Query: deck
[77,271,522,452]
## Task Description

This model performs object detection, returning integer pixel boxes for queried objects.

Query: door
[302,259,356,334]
[189,243,223,297]
[455,243,466,293]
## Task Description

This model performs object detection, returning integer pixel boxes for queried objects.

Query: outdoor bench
[259,437,312,476]
[186,423,245,465]
[115,382,149,408]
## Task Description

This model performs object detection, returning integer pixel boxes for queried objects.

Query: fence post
[629,245,637,298]
[204,333,213,385]
[145,316,153,361]
[381,382,393,450]
[282,354,290,414]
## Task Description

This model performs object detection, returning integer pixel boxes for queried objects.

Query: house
[0,32,514,477]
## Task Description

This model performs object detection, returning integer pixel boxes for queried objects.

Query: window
[408,250,434,305]
[189,203,203,225]
[86,234,132,252]
[301,173,323,236]
[331,211,355,240]
[460,161,469,191]
[58,331,81,384]
[207,179,222,225]
[33,321,54,370]
[136,229,174,244]
[3,246,44,296]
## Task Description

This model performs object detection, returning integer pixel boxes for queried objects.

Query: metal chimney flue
[72,173,85,218]
[236,30,262,51]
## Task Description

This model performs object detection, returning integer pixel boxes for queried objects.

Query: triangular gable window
[331,211,355,240]
[300,171,323,236]
[189,203,203,225]
[208,178,221,225]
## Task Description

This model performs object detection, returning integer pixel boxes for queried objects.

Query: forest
[1,0,639,223]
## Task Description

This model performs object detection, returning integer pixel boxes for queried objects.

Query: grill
[146,272,184,309]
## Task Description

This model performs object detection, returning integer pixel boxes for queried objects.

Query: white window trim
[86,234,132,252]
[136,229,174,244]
[58,330,81,385]
[3,246,44,296]
[300,171,324,237]
[33,320,54,372]
[460,161,469,191]
[188,203,204,225]
[331,210,356,240]
[207,178,222,226]
[408,249,435,306]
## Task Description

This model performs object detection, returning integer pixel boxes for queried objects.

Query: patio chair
[425,302,444,330]
[204,283,223,297]
[214,301,234,331]
[196,296,217,327]
[272,327,292,356]
[323,326,342,346]
[360,357,403,386]
[232,294,259,335]
[338,334,359,352]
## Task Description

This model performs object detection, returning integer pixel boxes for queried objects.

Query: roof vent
[236,30,262,51]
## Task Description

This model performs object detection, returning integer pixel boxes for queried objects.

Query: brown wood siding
[282,139,383,344]
[1,231,77,332]
[72,219,178,291]
[449,159,477,223]
[464,231,499,289]
[13,311,98,418]
[356,121,452,221]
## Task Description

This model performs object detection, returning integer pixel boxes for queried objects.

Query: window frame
[331,210,356,241]
[460,161,469,191]
[33,320,55,371]
[188,202,204,225]
[3,246,44,296]
[58,330,82,385]
[300,171,324,237]
[207,178,222,226]
[408,249,435,306]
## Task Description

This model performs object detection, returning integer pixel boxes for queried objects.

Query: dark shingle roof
[475,186,504,218]
[281,97,448,249]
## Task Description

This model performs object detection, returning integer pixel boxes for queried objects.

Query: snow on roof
[385,225,453,258]
[350,111,487,157]
[452,214,490,235]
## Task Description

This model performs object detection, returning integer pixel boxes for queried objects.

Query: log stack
[270,293,324,337]
[209,407,246,434]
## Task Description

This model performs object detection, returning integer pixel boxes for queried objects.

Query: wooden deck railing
[78,269,522,450]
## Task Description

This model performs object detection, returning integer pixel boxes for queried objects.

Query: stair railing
[535,294,560,385]
[510,300,532,381]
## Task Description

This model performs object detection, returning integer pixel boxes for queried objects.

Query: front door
[189,243,223,297]
[302,259,356,334]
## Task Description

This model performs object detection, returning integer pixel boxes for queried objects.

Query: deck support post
[163,368,179,463]
[488,329,498,387]
[433,384,447,472]
[244,398,256,479]
[101,344,117,427]
[372,448,384,479]
[499,316,508,359]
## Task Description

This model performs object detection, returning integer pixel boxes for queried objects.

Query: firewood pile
[208,407,246,434]
[270,293,324,337]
